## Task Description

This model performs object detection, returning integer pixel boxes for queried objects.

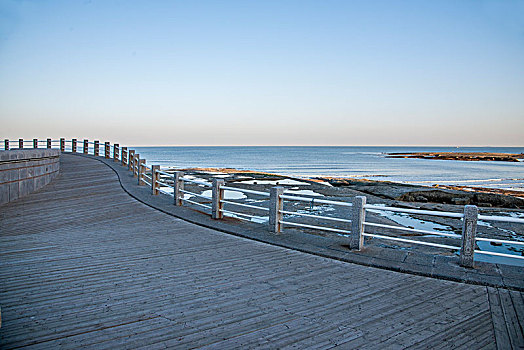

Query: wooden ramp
[0,154,522,349]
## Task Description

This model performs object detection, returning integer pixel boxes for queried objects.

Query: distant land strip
[386,152,524,162]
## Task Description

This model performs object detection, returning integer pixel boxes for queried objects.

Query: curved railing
[4,138,523,267]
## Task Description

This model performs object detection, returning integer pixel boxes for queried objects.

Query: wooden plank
[488,287,512,350]
[509,290,524,338]
[498,288,524,349]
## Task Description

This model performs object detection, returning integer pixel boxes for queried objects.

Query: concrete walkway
[0,154,522,349]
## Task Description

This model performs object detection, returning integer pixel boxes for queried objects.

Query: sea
[131,146,524,191]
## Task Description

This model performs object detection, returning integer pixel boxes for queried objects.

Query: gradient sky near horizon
[1,0,523,146]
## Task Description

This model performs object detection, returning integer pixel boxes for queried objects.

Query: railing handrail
[477,214,524,224]
[280,209,351,223]
[157,170,173,176]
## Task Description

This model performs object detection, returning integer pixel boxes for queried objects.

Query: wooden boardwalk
[0,154,522,349]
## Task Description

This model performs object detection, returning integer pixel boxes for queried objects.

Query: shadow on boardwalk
[0,154,522,349]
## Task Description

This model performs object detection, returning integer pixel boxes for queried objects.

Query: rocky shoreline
[387,152,524,162]
[320,177,524,208]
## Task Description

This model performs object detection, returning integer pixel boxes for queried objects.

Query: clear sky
[0,0,523,146]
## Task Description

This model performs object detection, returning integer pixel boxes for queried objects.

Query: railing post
[19,139,23,149]
[174,171,184,206]
[60,138,65,152]
[33,138,38,148]
[104,142,110,158]
[4,139,9,150]
[460,205,478,268]
[350,196,366,250]
[269,186,285,233]
[94,141,99,156]
[72,139,77,153]
[138,159,146,185]
[151,165,160,195]
[47,138,52,149]
[133,154,138,177]
[212,179,225,219]
[121,147,127,166]
[83,139,89,154]
[113,144,119,162]
[135,155,140,178]
[133,154,139,177]
[128,150,135,171]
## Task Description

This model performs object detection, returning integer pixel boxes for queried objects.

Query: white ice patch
[183,175,211,186]
[159,186,174,194]
[284,189,324,197]
[249,215,269,224]
[239,179,310,186]
[201,189,247,200]
[298,206,335,214]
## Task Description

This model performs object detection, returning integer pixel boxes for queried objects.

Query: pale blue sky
[1,0,523,146]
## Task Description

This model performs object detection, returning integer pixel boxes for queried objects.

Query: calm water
[132,146,524,191]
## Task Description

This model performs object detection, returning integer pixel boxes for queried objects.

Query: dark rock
[415,196,428,202]
[319,177,524,209]
[451,197,470,205]
[478,202,493,207]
